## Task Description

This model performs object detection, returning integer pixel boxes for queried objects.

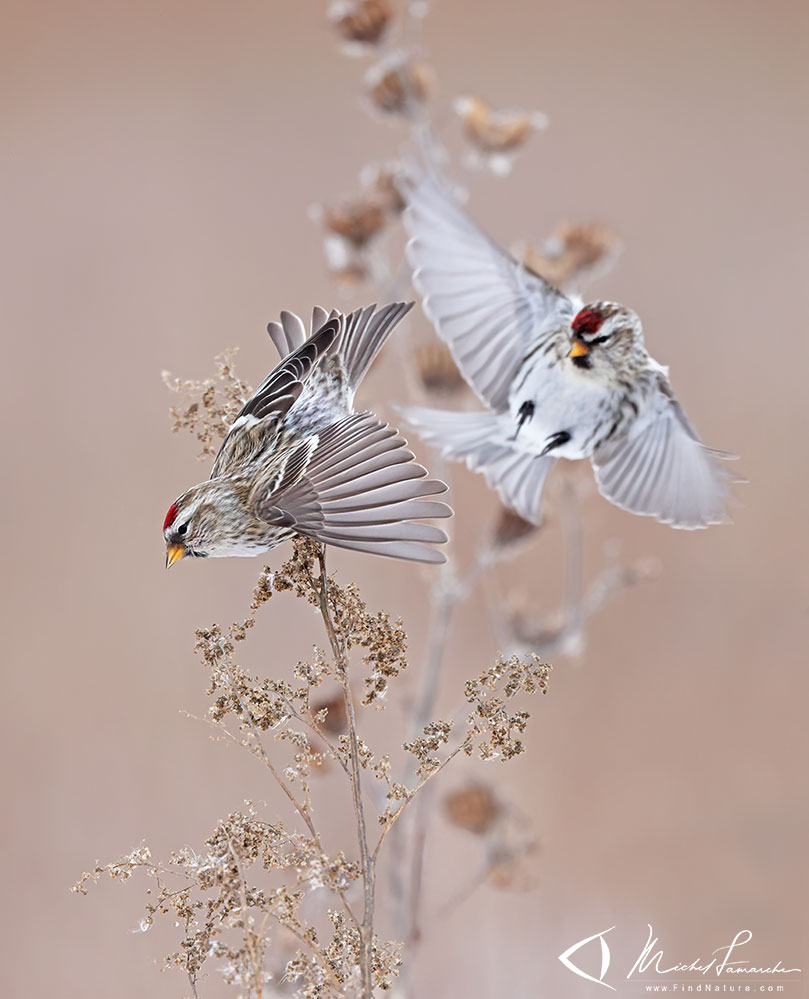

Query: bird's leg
[512,400,535,440]
[541,430,572,455]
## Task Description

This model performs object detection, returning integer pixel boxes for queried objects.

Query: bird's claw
[541,430,571,455]
[512,400,535,440]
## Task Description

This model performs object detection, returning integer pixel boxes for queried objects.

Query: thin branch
[227,836,264,999]
[373,741,468,863]
[399,538,500,946]
[559,477,584,634]
[433,859,490,923]
[226,674,316,840]
[224,670,361,933]
[316,546,375,999]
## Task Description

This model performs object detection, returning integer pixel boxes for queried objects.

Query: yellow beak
[568,338,591,358]
[165,543,185,568]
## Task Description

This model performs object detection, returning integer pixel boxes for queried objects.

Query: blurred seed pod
[365,54,432,116]
[506,607,570,658]
[360,163,407,216]
[321,234,372,286]
[312,692,348,735]
[492,506,540,551]
[487,840,540,891]
[309,753,332,776]
[329,0,393,47]
[444,783,502,836]
[331,259,372,286]
[323,197,388,249]
[455,96,548,155]
[414,342,466,397]
[522,222,619,290]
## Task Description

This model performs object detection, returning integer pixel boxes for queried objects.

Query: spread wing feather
[254,412,451,563]
[592,379,735,529]
[401,406,554,525]
[268,303,413,392]
[402,173,573,410]
[265,310,308,358]
[211,320,339,478]
[238,319,339,423]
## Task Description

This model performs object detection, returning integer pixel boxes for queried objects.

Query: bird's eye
[177,523,188,536]
[591,334,612,345]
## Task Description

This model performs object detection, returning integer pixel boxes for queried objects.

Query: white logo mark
[558,926,616,990]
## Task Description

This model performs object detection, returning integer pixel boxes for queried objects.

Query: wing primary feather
[254,412,451,563]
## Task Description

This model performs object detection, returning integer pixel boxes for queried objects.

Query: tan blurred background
[2,1,808,996]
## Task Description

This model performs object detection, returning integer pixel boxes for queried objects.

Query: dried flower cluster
[443,782,501,835]
[314,1,436,286]
[364,53,432,117]
[78,532,551,997]
[463,654,550,761]
[162,349,250,459]
[491,506,540,551]
[522,221,620,291]
[74,805,388,998]
[329,0,393,48]
[314,164,409,286]
[454,96,548,175]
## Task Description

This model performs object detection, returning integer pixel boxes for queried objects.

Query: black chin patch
[572,353,592,370]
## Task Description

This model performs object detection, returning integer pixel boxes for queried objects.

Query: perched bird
[163,302,452,566]
[400,175,735,528]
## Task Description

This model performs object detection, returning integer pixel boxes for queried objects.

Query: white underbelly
[507,364,614,459]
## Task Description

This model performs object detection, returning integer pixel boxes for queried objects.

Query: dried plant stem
[402,543,496,945]
[415,546,495,736]
[227,675,361,931]
[229,677,315,837]
[227,836,265,999]
[316,547,375,999]
[374,742,466,862]
[560,477,584,634]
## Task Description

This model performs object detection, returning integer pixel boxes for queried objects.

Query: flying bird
[400,175,735,529]
[163,302,452,566]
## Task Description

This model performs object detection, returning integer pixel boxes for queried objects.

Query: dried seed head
[323,197,388,248]
[487,839,540,890]
[455,96,548,154]
[507,607,566,650]
[365,55,432,116]
[522,222,619,290]
[360,163,407,215]
[329,0,393,46]
[492,506,540,550]
[414,342,466,396]
[313,693,348,735]
[308,752,332,776]
[331,258,372,286]
[444,783,501,835]
[322,235,372,286]
[162,349,251,460]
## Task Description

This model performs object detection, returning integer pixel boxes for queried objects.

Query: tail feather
[401,406,555,525]
[334,301,414,391]
[268,301,414,400]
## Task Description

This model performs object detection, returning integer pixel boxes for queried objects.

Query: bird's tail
[334,302,413,391]
[400,406,556,525]
[267,302,413,396]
